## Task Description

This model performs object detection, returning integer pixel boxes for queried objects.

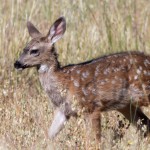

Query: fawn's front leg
[48,108,67,139]
[48,102,77,139]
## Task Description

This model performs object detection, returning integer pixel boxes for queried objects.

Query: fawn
[14,17,150,141]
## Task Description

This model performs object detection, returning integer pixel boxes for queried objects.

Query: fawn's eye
[30,49,39,55]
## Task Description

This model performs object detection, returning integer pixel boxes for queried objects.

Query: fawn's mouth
[14,61,28,70]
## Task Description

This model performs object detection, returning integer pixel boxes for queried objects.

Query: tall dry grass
[0,0,150,149]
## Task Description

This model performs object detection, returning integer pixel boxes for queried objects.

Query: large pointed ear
[27,21,42,38]
[47,17,66,44]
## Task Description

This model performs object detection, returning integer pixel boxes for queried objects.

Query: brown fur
[14,17,150,142]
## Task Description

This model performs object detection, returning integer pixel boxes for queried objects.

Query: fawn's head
[14,17,66,70]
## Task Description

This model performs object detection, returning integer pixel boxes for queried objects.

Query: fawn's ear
[47,17,66,44]
[27,21,42,38]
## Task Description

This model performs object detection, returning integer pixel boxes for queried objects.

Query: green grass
[0,0,150,149]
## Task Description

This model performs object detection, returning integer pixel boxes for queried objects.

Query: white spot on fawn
[139,66,143,71]
[144,59,150,67]
[131,83,135,87]
[92,89,96,94]
[100,81,105,85]
[82,71,89,78]
[103,70,107,75]
[71,76,74,81]
[67,70,70,74]
[144,70,147,75]
[38,64,48,73]
[144,70,150,76]
[128,64,131,70]
[136,69,141,75]
[142,84,145,89]
[134,75,138,80]
[123,59,126,62]
[74,80,80,87]
[76,70,81,74]
[129,76,132,81]
[129,59,133,64]
[105,78,109,82]
[114,76,118,80]
[95,65,101,76]
[104,68,110,75]
[82,87,88,95]
[71,66,77,71]
[114,68,120,72]
[111,80,116,84]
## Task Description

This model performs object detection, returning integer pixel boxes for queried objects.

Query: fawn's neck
[37,54,65,107]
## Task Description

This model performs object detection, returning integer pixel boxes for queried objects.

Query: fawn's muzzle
[14,61,25,70]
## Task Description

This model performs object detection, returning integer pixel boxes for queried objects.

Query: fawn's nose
[14,60,23,69]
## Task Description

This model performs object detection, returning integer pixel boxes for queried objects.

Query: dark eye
[30,49,39,55]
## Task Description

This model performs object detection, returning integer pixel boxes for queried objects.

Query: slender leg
[118,104,150,136]
[48,109,67,139]
[90,110,101,142]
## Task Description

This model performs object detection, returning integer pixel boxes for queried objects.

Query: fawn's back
[62,51,150,112]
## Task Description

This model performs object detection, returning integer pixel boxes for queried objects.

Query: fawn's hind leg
[89,109,101,142]
[118,104,150,136]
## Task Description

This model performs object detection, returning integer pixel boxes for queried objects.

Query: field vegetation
[0,0,150,149]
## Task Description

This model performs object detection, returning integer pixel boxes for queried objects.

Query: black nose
[14,61,23,69]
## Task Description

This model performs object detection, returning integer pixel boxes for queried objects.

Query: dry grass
[1,0,150,149]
